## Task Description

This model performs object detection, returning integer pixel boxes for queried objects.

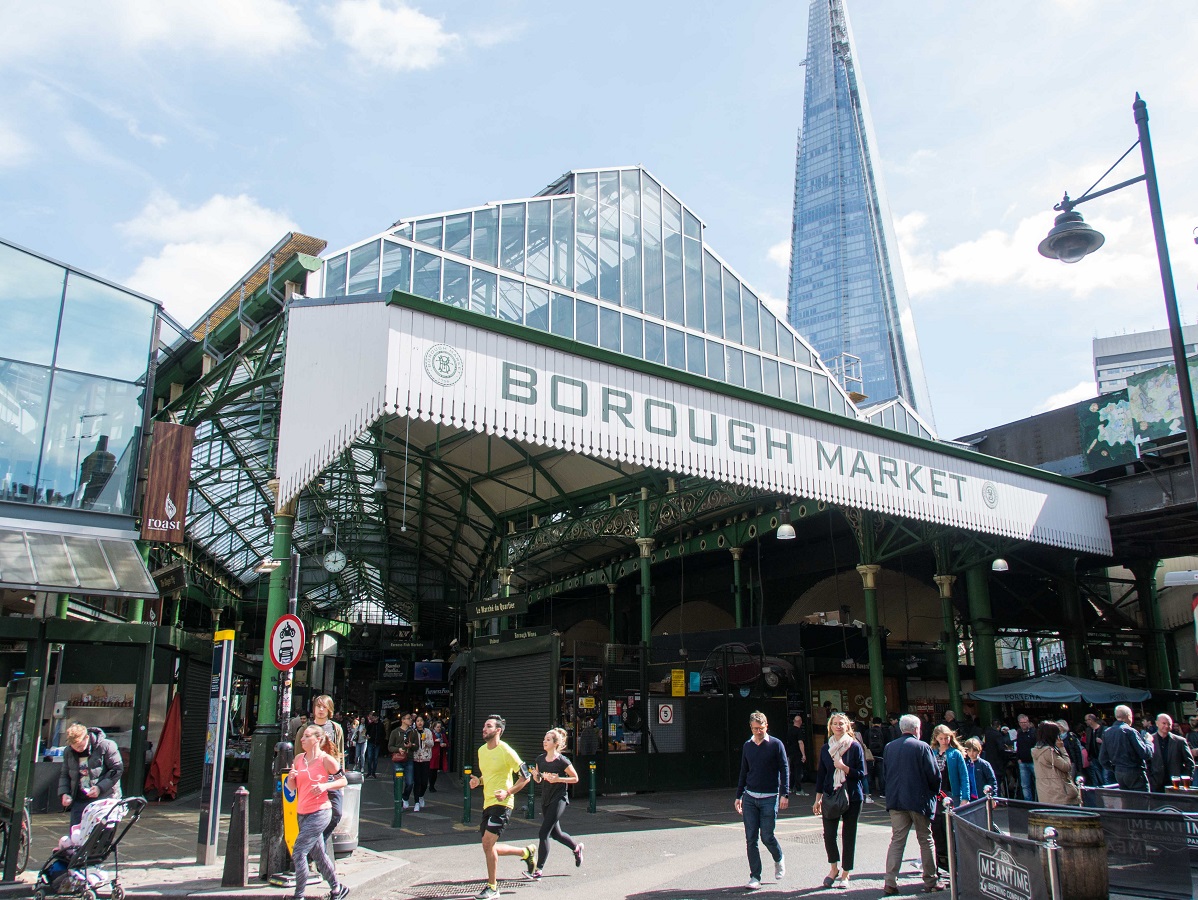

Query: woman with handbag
[388,713,416,808]
[813,713,866,890]
[930,724,969,872]
[1033,721,1082,806]
[411,715,433,811]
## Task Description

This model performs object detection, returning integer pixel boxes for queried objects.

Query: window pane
[392,223,412,239]
[662,192,682,234]
[642,176,663,319]
[777,322,795,360]
[797,368,814,406]
[741,286,760,350]
[814,373,830,410]
[760,307,778,356]
[683,209,701,240]
[500,204,526,274]
[443,259,469,308]
[762,358,780,396]
[600,307,621,352]
[415,218,443,249]
[325,254,347,296]
[576,176,598,298]
[702,250,722,337]
[644,321,665,364]
[471,269,497,317]
[794,340,812,366]
[0,242,65,366]
[551,198,574,288]
[723,271,741,343]
[664,232,684,324]
[40,370,143,513]
[576,299,598,345]
[744,353,762,392]
[780,363,798,402]
[472,208,499,265]
[57,274,155,381]
[380,241,411,294]
[705,340,724,382]
[413,251,442,301]
[526,200,551,282]
[620,170,641,310]
[725,347,744,387]
[526,286,549,332]
[684,238,703,330]
[550,292,573,337]
[622,314,643,358]
[829,390,846,417]
[686,333,705,376]
[347,240,381,294]
[0,360,50,504]
[666,327,685,370]
[445,213,471,256]
[599,172,620,303]
[499,277,523,323]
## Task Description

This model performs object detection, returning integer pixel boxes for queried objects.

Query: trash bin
[332,771,363,856]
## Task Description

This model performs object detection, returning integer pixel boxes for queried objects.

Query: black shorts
[480,805,512,836]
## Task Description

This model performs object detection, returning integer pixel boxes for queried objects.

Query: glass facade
[0,240,158,514]
[786,0,935,427]
[321,166,864,420]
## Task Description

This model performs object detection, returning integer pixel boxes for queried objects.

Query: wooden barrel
[1027,808,1108,899]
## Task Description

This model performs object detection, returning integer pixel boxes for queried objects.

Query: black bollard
[258,799,290,881]
[222,787,250,887]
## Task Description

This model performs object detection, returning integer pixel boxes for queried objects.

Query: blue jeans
[1085,763,1109,787]
[394,758,414,800]
[365,743,379,776]
[1019,762,1037,801]
[741,793,783,879]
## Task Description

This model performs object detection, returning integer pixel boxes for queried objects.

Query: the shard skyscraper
[786,0,934,423]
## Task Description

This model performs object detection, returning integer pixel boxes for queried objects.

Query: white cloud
[121,192,298,327]
[0,0,311,64]
[759,290,787,321]
[767,238,791,270]
[1032,379,1097,415]
[0,121,32,167]
[326,0,460,71]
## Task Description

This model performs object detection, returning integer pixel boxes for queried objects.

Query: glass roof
[319,166,870,422]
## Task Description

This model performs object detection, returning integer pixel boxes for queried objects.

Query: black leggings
[537,798,578,868]
[821,800,861,872]
[412,761,430,801]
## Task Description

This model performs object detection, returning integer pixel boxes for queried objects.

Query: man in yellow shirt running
[469,714,534,899]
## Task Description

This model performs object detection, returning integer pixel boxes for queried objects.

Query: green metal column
[637,487,653,645]
[56,593,70,619]
[1055,571,1089,678]
[934,575,962,717]
[965,565,999,726]
[856,564,887,720]
[248,506,295,832]
[730,547,743,628]
[128,542,150,623]
[606,583,617,642]
[128,626,155,796]
[1131,559,1173,695]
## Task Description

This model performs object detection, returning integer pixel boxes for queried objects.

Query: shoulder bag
[822,784,850,817]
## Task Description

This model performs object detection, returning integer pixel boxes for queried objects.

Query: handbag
[391,748,408,763]
[822,784,850,817]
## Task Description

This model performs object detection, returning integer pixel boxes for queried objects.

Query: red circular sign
[269,614,306,670]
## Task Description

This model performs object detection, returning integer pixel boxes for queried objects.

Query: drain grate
[786,830,825,844]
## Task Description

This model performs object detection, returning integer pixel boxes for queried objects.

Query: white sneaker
[865,794,875,804]
[775,858,785,880]
[746,876,761,890]
[403,800,411,810]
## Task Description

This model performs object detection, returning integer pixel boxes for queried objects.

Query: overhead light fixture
[321,520,334,536]
[776,523,796,540]
[372,468,387,492]
[992,558,1009,573]
[255,558,282,573]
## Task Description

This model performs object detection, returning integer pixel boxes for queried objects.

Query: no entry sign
[269,614,305,670]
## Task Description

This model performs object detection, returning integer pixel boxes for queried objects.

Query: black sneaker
[329,884,350,900]
[523,844,537,876]
[475,886,500,900]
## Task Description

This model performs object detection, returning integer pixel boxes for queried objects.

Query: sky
[2,0,1196,440]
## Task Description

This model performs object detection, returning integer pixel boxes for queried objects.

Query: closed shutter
[177,656,211,796]
[471,652,552,769]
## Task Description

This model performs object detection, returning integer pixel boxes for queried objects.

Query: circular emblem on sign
[269,613,306,671]
[657,704,673,725]
[424,343,463,386]
[981,481,999,509]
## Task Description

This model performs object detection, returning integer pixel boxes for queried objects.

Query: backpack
[868,725,886,756]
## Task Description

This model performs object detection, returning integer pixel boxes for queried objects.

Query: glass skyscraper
[786,0,935,424]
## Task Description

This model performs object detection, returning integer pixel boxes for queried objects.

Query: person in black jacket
[1099,704,1153,791]
[1148,714,1195,791]
[813,713,866,890]
[1014,714,1037,800]
[882,715,943,895]
[785,714,807,796]
[58,723,123,827]
[982,719,1012,796]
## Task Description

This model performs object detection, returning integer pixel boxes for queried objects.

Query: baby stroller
[34,797,146,900]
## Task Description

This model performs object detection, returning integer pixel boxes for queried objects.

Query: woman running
[530,728,583,878]
[287,724,349,900]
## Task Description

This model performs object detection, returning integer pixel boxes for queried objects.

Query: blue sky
[2,1,1196,439]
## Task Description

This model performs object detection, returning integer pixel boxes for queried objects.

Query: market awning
[968,674,1149,705]
[0,525,159,599]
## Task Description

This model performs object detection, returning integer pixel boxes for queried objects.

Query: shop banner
[1098,807,1193,899]
[141,422,194,543]
[951,815,1048,900]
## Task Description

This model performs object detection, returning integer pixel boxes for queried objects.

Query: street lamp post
[1038,94,1198,505]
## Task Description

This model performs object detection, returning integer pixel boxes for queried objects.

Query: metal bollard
[526,775,535,819]
[463,767,473,824]
[588,761,597,813]
[983,785,994,833]
[942,797,956,889]
[1044,826,1062,900]
[392,770,404,828]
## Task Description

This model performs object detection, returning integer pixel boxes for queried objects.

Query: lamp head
[776,523,796,540]
[992,558,1009,573]
[1038,207,1105,263]
[372,469,387,493]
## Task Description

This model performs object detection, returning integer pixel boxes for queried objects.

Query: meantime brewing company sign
[275,298,1111,555]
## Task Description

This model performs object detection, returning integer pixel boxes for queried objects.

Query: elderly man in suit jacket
[1149,714,1195,792]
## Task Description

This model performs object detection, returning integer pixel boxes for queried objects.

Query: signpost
[197,630,235,865]
[466,594,528,621]
[270,612,305,735]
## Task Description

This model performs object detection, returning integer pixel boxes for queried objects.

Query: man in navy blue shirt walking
[883,714,943,894]
[734,711,789,891]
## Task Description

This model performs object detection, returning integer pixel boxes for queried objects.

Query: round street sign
[657,704,674,725]
[269,614,305,670]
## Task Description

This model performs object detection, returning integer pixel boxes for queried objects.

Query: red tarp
[144,692,181,800]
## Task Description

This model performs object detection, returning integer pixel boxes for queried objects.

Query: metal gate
[177,655,211,796]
